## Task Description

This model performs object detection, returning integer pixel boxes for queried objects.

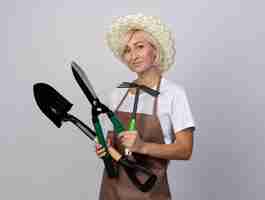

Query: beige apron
[99,77,172,200]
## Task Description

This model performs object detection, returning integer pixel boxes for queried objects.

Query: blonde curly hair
[106,13,176,72]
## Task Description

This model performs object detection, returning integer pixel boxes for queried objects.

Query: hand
[95,138,112,158]
[118,130,145,154]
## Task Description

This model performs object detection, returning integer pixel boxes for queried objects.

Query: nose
[131,51,139,63]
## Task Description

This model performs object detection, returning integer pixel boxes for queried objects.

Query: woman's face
[122,31,158,74]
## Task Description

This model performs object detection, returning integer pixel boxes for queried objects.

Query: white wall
[2,0,265,199]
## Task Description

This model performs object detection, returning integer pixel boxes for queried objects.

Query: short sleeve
[170,87,195,133]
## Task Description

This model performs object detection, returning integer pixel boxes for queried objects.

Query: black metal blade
[33,83,73,128]
[71,61,98,104]
[117,82,137,88]
[33,83,98,141]
[117,82,160,97]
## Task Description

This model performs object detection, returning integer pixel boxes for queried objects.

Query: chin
[132,65,150,73]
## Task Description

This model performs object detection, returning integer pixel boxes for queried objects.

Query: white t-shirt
[103,77,195,144]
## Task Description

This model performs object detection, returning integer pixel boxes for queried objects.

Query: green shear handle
[93,117,118,177]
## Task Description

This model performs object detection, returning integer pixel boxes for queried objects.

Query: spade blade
[33,83,73,127]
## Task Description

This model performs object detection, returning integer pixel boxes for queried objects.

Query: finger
[120,135,135,142]
[97,148,106,155]
[129,130,137,135]
[119,130,138,138]
[95,144,103,151]
[124,134,136,139]
[98,151,107,157]
[118,130,131,138]
[118,134,129,141]
[120,137,128,144]
[122,143,132,149]
[96,143,102,148]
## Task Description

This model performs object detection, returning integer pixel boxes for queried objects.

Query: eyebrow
[133,41,145,45]
[124,41,144,49]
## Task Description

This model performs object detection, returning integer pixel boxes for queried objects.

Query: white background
[2,0,265,199]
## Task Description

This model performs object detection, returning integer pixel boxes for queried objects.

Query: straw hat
[106,13,176,72]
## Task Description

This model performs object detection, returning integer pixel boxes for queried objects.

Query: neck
[135,66,162,88]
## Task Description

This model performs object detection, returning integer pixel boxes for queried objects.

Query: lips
[128,61,144,70]
[132,61,142,66]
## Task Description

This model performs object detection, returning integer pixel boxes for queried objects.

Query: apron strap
[152,76,162,116]
[115,89,129,113]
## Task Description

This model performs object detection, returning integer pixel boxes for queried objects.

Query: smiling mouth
[132,61,142,65]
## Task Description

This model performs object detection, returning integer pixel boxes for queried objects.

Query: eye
[137,44,144,49]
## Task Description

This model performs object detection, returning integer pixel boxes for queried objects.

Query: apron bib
[99,77,171,200]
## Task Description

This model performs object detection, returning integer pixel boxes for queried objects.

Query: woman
[97,13,195,200]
